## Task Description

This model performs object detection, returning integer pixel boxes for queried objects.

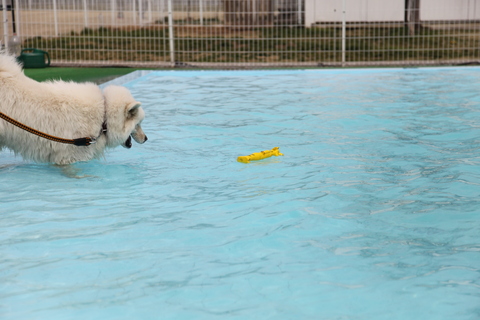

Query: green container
[17,48,50,68]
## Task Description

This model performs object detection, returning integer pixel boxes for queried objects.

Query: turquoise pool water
[1,68,480,319]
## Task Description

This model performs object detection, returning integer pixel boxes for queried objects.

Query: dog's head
[103,85,147,149]
[122,101,148,148]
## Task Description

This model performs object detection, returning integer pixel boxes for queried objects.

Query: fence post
[199,0,203,26]
[341,0,346,66]
[168,0,175,63]
[2,0,8,49]
[252,0,257,26]
[139,0,143,26]
[53,0,59,36]
[297,0,302,26]
[83,0,88,28]
[132,0,136,25]
[111,0,115,26]
[14,0,20,38]
[148,0,152,23]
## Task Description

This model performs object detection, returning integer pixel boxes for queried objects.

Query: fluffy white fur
[0,53,147,165]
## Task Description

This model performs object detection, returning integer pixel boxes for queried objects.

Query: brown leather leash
[0,111,101,146]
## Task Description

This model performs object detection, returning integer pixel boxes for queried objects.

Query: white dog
[0,53,147,165]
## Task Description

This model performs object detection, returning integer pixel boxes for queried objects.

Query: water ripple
[2,68,480,320]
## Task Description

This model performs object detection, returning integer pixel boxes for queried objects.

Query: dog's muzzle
[123,129,148,149]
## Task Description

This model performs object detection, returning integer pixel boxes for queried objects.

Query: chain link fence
[1,0,480,68]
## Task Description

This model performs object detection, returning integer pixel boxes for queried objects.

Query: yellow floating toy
[237,147,284,163]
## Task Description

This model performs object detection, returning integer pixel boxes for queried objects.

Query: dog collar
[100,98,108,136]
[101,121,107,135]
[88,101,108,145]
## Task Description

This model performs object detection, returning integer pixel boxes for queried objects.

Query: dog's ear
[127,102,142,117]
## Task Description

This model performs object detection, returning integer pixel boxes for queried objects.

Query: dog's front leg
[54,164,97,179]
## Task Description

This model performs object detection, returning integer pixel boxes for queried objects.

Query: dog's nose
[144,136,148,143]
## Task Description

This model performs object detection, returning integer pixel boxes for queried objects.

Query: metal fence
[1,0,480,68]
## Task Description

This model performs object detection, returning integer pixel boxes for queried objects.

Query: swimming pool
[1,68,480,319]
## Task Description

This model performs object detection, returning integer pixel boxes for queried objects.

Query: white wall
[305,0,404,26]
[421,0,480,21]
[305,0,480,26]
